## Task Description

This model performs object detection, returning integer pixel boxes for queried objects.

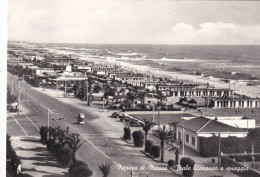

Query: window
[192,137,196,146]
[186,134,189,143]
[178,132,181,140]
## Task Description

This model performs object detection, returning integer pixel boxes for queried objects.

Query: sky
[7,0,260,44]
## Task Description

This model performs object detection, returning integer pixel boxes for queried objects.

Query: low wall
[221,155,260,177]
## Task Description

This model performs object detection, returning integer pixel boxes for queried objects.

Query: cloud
[169,22,260,44]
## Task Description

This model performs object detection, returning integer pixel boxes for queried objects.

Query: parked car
[111,112,120,118]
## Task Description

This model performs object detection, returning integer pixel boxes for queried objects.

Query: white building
[176,117,248,152]
[205,116,255,129]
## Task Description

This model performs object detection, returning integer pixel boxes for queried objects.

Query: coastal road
[7,73,176,177]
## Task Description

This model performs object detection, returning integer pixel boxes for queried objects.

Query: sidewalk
[11,136,68,177]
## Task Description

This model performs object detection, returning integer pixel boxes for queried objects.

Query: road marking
[24,114,40,131]
[83,137,111,160]
[80,134,119,136]
[11,115,28,136]
[105,139,115,146]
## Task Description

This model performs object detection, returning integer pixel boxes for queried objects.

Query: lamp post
[47,108,50,140]
[157,106,161,129]
[18,79,21,115]
[218,132,221,169]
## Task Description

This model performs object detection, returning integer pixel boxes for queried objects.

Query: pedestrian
[235,109,238,114]
[17,163,22,175]
[201,110,203,115]
[252,109,254,115]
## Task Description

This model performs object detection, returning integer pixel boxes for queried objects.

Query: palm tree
[138,91,147,105]
[126,91,138,108]
[168,142,180,165]
[139,119,156,143]
[99,161,112,177]
[154,126,174,162]
[64,134,86,162]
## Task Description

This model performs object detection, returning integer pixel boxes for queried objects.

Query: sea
[14,42,260,97]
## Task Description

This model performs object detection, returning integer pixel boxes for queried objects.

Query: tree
[153,126,174,162]
[188,99,197,106]
[7,87,17,105]
[139,119,156,144]
[87,77,93,105]
[99,161,112,177]
[127,91,138,108]
[168,142,180,165]
[64,133,86,163]
[138,91,147,105]
[93,84,102,93]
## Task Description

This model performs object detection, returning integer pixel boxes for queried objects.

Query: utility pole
[47,108,50,140]
[86,84,89,104]
[157,106,160,129]
[64,77,66,97]
[182,127,185,158]
[218,132,221,169]
[11,82,14,95]
[18,80,21,114]
[102,95,105,112]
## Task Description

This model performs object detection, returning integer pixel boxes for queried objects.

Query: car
[111,112,120,118]
[77,113,85,124]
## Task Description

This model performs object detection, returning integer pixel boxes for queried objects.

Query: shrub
[69,161,93,177]
[69,161,88,174]
[39,126,48,142]
[150,145,160,158]
[132,131,144,147]
[199,136,252,157]
[144,140,153,153]
[180,157,195,177]
[168,159,175,167]
[57,145,73,167]
[123,127,131,140]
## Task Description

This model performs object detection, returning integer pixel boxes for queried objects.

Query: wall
[221,155,260,177]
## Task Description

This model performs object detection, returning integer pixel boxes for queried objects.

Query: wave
[159,57,202,62]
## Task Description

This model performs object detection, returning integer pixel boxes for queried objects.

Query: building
[211,97,260,108]
[205,116,255,129]
[176,117,248,152]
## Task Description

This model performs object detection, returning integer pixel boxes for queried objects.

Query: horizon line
[7,41,260,46]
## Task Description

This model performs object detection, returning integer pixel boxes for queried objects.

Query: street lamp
[157,105,161,129]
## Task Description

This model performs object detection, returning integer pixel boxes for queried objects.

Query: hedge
[168,159,175,167]
[132,131,144,147]
[150,145,160,158]
[180,157,195,177]
[199,136,254,157]
[123,127,131,140]
[145,140,153,153]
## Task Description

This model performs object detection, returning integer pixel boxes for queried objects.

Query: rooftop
[177,117,247,133]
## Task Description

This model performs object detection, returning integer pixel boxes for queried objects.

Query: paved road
[7,73,176,177]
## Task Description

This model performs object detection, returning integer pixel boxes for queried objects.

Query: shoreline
[80,55,260,98]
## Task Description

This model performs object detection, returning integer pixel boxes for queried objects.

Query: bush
[40,126,48,142]
[168,159,175,167]
[57,145,73,167]
[69,161,93,177]
[123,127,131,140]
[69,161,88,174]
[144,140,153,153]
[150,145,160,158]
[180,157,195,177]
[132,131,144,147]
[199,136,252,157]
